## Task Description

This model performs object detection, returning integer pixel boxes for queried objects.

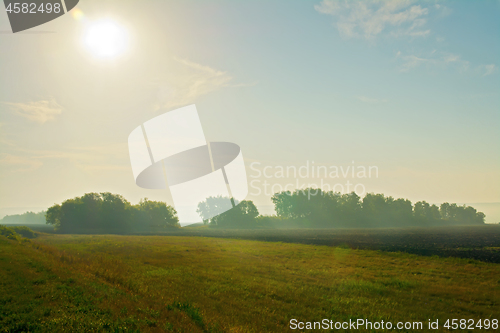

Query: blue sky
[0,0,499,221]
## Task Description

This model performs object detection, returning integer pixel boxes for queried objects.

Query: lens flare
[71,8,84,21]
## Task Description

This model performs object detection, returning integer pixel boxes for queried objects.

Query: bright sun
[84,20,128,58]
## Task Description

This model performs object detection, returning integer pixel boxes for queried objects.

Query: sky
[0,0,499,222]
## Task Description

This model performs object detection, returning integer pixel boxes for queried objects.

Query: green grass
[0,232,499,332]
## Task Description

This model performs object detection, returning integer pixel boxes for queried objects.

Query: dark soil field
[142,225,500,263]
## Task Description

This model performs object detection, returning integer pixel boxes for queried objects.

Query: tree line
[271,189,485,227]
[40,190,485,233]
[1,211,46,224]
[46,192,178,233]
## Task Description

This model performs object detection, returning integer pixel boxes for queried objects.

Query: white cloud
[0,154,43,172]
[315,0,430,39]
[356,96,388,104]
[397,51,472,73]
[482,64,498,76]
[4,97,63,123]
[434,3,452,17]
[397,52,435,72]
[153,58,234,110]
[0,141,130,173]
[443,54,459,63]
[442,53,469,71]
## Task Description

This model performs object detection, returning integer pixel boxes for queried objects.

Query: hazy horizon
[1,201,499,225]
[1,0,498,223]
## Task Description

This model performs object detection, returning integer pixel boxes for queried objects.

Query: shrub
[10,226,37,238]
[0,225,21,241]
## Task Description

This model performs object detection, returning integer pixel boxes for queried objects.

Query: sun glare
[84,20,128,58]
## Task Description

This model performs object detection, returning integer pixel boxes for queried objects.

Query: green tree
[133,198,179,231]
[270,189,485,228]
[212,200,260,228]
[45,204,61,230]
[271,191,295,218]
[101,192,132,232]
[46,193,179,233]
[196,195,233,224]
[439,203,484,225]
[197,197,259,228]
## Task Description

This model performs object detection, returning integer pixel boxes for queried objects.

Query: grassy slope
[1,234,499,332]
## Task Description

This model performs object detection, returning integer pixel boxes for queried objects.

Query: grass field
[16,224,500,262]
[1,229,499,332]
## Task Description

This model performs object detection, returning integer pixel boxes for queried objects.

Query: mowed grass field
[1,232,499,332]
